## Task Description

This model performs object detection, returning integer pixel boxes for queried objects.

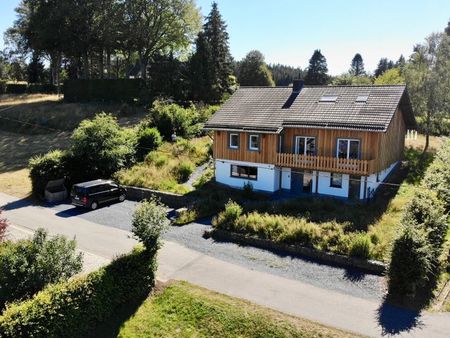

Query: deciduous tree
[237,50,274,86]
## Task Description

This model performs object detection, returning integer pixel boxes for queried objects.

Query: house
[204,81,416,200]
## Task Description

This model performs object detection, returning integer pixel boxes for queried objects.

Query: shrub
[0,228,83,309]
[5,83,27,94]
[29,149,69,197]
[172,161,194,183]
[0,246,156,338]
[149,100,197,140]
[0,80,7,94]
[132,199,170,251]
[136,127,162,161]
[423,140,450,209]
[0,211,7,243]
[388,226,434,297]
[71,113,136,181]
[26,83,57,94]
[349,234,372,259]
[242,181,254,199]
[213,200,243,230]
[145,151,168,167]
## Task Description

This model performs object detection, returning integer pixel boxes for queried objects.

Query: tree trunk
[100,50,104,79]
[83,52,90,79]
[139,53,147,80]
[106,50,111,79]
[424,111,431,153]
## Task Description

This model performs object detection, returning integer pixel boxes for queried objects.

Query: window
[355,95,368,103]
[229,133,239,149]
[319,95,338,102]
[337,139,360,159]
[248,134,260,151]
[231,165,258,180]
[330,173,343,188]
[294,136,316,155]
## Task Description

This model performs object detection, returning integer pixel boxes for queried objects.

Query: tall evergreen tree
[27,51,45,83]
[268,63,303,86]
[304,49,329,85]
[189,31,212,101]
[374,57,395,77]
[237,50,274,86]
[350,53,365,76]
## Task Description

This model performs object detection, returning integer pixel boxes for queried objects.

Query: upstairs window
[229,133,239,149]
[294,136,316,156]
[319,95,338,102]
[248,134,260,151]
[337,139,360,159]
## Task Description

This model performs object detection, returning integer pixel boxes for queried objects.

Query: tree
[304,49,329,85]
[27,51,45,83]
[268,63,303,86]
[132,199,170,252]
[70,113,137,180]
[332,73,372,85]
[0,228,83,308]
[404,32,450,150]
[0,210,7,243]
[237,50,275,86]
[350,53,365,76]
[374,57,395,77]
[374,68,405,84]
[189,2,233,102]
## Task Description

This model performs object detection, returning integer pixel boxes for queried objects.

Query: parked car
[71,179,127,210]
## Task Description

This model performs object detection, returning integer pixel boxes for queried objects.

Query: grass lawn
[115,137,212,194]
[100,281,359,338]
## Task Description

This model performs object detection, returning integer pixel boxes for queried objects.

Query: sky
[1,0,449,75]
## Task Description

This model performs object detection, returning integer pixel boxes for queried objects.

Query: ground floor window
[231,165,258,180]
[330,173,343,188]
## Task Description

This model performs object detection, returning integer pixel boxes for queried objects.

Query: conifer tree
[304,49,329,85]
[350,53,365,76]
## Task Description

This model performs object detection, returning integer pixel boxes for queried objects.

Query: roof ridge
[238,84,406,89]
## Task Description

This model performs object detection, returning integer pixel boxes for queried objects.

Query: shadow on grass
[87,294,148,338]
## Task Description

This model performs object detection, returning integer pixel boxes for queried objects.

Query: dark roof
[73,179,112,188]
[205,85,416,133]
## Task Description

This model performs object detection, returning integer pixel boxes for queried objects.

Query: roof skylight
[355,95,369,103]
[319,95,338,102]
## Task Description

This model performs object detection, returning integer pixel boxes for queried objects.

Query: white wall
[317,171,349,198]
[215,159,278,192]
[365,161,398,196]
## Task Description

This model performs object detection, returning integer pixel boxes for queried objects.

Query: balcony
[276,153,375,176]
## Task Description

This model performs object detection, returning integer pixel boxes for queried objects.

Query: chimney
[292,79,304,93]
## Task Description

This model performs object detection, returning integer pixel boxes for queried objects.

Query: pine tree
[304,49,329,85]
[202,2,233,101]
[237,50,274,86]
[374,57,395,77]
[189,31,212,101]
[350,53,365,76]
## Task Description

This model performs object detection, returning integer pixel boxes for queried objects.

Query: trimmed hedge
[0,80,6,94]
[64,79,148,103]
[0,246,156,338]
[26,83,58,94]
[5,83,27,94]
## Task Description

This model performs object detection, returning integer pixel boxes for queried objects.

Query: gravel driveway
[48,200,385,300]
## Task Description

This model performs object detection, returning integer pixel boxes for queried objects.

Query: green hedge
[0,246,156,338]
[0,80,6,94]
[5,83,27,94]
[64,79,148,103]
[26,83,58,94]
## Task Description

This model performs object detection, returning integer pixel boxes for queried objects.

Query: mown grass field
[96,281,359,338]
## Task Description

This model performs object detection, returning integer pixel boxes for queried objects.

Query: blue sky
[1,0,449,75]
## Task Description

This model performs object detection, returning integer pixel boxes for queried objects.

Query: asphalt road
[47,199,385,300]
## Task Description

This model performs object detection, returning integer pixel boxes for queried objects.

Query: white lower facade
[215,159,398,200]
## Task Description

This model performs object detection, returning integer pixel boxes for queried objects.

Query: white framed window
[248,134,260,151]
[337,139,360,159]
[330,173,343,188]
[231,165,257,180]
[229,133,239,149]
[294,136,316,155]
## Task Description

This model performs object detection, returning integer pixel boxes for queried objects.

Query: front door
[349,175,360,200]
[291,171,303,194]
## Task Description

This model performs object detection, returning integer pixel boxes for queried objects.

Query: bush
[136,127,162,161]
[212,200,243,230]
[0,211,7,243]
[0,246,156,338]
[0,228,83,309]
[26,83,57,94]
[388,226,434,297]
[0,80,6,94]
[5,83,27,94]
[145,151,168,167]
[173,161,194,183]
[349,234,372,259]
[70,113,136,181]
[29,150,69,198]
[131,199,170,251]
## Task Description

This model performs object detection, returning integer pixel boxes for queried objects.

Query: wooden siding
[212,108,406,175]
[377,107,406,172]
[213,131,279,164]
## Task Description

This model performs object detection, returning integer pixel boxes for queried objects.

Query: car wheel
[90,201,99,210]
[119,194,126,202]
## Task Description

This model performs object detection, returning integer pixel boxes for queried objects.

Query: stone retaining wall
[124,185,192,209]
[210,229,386,275]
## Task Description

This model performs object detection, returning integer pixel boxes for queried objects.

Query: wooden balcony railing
[276,153,375,175]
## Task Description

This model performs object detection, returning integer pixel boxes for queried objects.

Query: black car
[71,179,127,210]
